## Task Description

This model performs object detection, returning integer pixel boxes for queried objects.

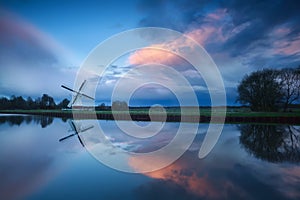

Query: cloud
[128,21,226,67]
[129,48,181,66]
[128,0,300,106]
[0,10,76,99]
[137,0,220,31]
[137,0,300,69]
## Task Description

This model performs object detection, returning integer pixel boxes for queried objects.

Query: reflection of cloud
[130,152,223,198]
[138,158,215,197]
[132,151,297,199]
[279,166,300,199]
[130,127,300,199]
[0,131,52,199]
[0,154,53,200]
[0,117,78,199]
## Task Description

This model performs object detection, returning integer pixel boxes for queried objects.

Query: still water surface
[0,114,299,200]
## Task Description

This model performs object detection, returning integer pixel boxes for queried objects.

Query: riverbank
[1,109,300,125]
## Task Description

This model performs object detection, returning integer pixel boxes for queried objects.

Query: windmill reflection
[59,120,94,147]
[239,124,300,163]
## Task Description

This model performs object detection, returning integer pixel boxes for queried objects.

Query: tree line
[237,67,300,111]
[0,94,70,110]
[0,94,129,111]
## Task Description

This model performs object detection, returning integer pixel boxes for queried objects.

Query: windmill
[61,80,94,107]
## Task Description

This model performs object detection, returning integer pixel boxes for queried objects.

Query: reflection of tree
[32,116,54,128]
[0,115,55,128]
[239,124,300,163]
[0,115,25,126]
[40,116,54,128]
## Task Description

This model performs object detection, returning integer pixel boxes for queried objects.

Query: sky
[1,0,300,106]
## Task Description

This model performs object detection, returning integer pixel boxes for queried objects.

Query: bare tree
[278,68,300,111]
[237,69,282,111]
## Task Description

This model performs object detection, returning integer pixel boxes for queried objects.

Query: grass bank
[1,108,300,124]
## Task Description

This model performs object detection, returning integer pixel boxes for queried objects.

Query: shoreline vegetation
[1,107,300,125]
[1,67,299,124]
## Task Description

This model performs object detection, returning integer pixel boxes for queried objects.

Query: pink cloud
[127,28,220,66]
[128,9,229,67]
[205,8,228,22]
[269,26,300,56]
[274,36,300,55]
[128,47,182,66]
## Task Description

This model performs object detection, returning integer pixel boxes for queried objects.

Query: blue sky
[1,0,300,106]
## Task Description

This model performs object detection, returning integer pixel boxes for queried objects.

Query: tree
[96,103,107,111]
[112,101,128,111]
[35,97,42,109]
[57,98,70,109]
[40,94,56,109]
[0,94,70,110]
[278,68,300,111]
[237,69,283,111]
[26,97,34,109]
[10,96,26,110]
[0,97,10,110]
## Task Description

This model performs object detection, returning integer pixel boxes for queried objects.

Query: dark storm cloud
[138,0,219,31]
[137,0,300,68]
[222,0,300,56]
[223,0,300,32]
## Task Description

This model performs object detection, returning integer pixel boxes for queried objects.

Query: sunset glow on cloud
[127,30,217,67]
[129,47,180,66]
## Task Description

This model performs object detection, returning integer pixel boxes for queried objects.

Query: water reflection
[0,114,54,128]
[79,121,300,199]
[239,124,300,163]
[133,127,300,200]
[134,149,300,200]
[0,115,83,200]
[0,115,300,200]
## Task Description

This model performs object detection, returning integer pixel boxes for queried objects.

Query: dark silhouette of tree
[57,98,70,109]
[35,97,42,109]
[40,94,56,109]
[237,69,282,111]
[26,97,35,109]
[112,101,128,111]
[239,124,300,163]
[9,96,27,110]
[99,103,106,110]
[95,103,109,111]
[0,97,10,110]
[278,68,300,111]
[0,94,70,110]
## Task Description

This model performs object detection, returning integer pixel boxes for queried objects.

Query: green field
[1,107,300,117]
